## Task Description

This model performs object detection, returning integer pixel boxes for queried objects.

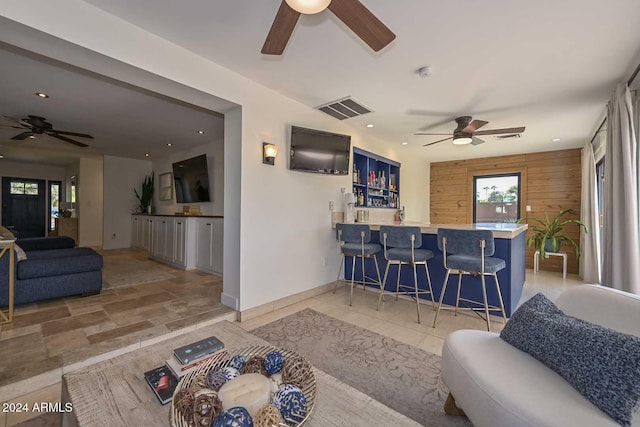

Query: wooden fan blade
[0,124,26,130]
[471,137,485,146]
[423,137,453,147]
[462,120,489,133]
[49,133,88,147]
[474,126,525,136]
[50,129,94,139]
[328,0,396,52]
[11,131,33,140]
[414,133,453,136]
[261,1,301,55]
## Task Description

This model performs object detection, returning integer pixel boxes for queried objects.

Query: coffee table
[62,321,420,426]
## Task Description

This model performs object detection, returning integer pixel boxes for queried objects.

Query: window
[596,158,605,248]
[9,181,39,195]
[473,173,521,223]
[49,181,61,231]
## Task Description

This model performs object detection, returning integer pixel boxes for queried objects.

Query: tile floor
[238,268,588,356]
[2,249,587,426]
[0,249,231,391]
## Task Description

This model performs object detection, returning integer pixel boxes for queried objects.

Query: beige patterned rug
[252,309,472,427]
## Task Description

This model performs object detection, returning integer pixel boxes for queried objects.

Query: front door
[1,177,46,238]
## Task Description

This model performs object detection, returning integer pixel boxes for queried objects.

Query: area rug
[252,308,472,427]
[102,257,175,289]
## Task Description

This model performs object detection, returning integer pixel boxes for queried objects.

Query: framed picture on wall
[159,172,173,201]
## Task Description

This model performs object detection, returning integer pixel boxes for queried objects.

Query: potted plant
[134,172,154,214]
[518,208,588,258]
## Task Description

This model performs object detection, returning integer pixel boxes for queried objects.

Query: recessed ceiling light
[552,138,561,142]
[145,153,150,157]
[29,135,35,139]
[401,142,408,146]
[366,124,374,128]
[197,130,205,134]
[167,143,172,147]
[0,154,3,159]
[35,92,49,98]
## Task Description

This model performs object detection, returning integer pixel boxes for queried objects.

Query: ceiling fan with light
[416,116,526,147]
[1,115,93,147]
[262,0,396,55]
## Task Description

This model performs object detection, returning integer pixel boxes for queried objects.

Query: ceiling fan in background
[416,116,526,147]
[0,115,93,147]
[262,0,396,55]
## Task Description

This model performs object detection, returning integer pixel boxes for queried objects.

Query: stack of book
[144,335,225,404]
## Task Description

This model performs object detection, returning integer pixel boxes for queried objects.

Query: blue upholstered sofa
[0,236,103,307]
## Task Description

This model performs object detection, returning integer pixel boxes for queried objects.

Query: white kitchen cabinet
[142,217,155,253]
[211,218,223,274]
[195,217,223,275]
[131,216,141,248]
[152,218,175,261]
[174,219,187,266]
[132,215,217,273]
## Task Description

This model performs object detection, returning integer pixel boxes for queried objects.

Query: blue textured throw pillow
[500,293,640,427]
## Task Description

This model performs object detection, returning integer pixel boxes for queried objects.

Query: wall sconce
[263,142,278,165]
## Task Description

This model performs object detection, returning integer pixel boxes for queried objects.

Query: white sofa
[441,285,640,427]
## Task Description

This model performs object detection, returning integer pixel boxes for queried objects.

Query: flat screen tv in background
[289,126,351,175]
[172,154,211,203]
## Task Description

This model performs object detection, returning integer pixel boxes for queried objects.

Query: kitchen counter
[334,221,527,316]
[340,221,527,239]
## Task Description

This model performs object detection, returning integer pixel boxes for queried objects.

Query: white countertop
[334,221,528,239]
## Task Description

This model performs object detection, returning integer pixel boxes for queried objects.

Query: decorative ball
[173,388,195,423]
[193,393,223,427]
[240,356,267,376]
[254,404,284,427]
[212,406,254,427]
[228,354,247,371]
[222,367,240,381]
[272,385,307,424]
[262,351,284,375]
[281,356,313,389]
[206,370,230,391]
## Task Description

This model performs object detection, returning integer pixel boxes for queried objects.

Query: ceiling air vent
[314,97,372,120]
[495,134,522,140]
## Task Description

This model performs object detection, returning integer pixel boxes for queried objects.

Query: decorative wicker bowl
[170,345,317,427]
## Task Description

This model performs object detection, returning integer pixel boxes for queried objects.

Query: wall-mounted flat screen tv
[289,126,351,175]
[172,154,211,203]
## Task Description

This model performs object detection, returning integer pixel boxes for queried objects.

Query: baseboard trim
[221,292,239,312]
[239,281,336,322]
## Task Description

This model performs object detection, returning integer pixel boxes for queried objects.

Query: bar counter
[337,221,528,317]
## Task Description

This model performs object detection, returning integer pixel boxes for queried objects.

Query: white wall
[0,4,422,311]
[400,158,431,222]
[152,140,223,216]
[78,157,104,247]
[0,159,67,231]
[103,155,152,249]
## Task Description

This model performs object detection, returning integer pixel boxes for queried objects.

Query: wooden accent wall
[431,149,582,274]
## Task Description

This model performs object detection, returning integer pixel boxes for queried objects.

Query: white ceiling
[2,0,640,164]
[0,46,225,165]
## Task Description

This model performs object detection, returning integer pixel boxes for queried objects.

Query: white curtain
[602,83,640,294]
[580,142,601,283]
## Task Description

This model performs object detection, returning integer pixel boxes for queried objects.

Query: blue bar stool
[376,225,436,323]
[432,228,507,332]
[335,223,384,306]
